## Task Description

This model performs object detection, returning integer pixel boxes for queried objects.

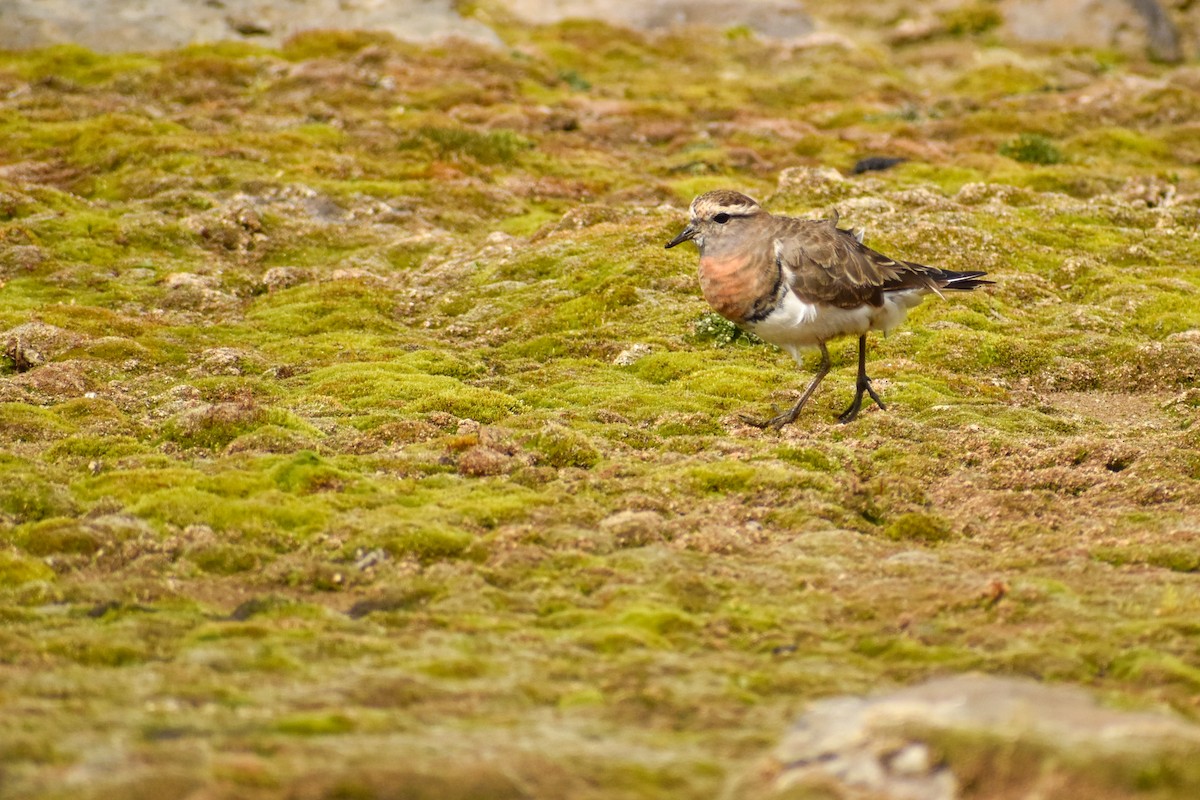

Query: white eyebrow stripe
[697,203,760,217]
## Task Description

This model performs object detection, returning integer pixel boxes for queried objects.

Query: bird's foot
[838,379,886,425]
[739,410,796,431]
[837,403,863,425]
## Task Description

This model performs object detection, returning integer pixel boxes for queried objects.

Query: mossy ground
[3,9,1200,799]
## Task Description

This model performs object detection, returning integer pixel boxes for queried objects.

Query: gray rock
[2,322,87,371]
[736,673,1200,800]
[0,0,500,52]
[0,245,47,278]
[613,343,652,366]
[505,0,814,39]
[1001,0,1182,62]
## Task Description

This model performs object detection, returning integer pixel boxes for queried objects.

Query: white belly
[745,289,927,362]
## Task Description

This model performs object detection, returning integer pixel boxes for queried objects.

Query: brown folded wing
[775,217,944,309]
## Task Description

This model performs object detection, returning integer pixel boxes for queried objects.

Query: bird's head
[665,190,764,251]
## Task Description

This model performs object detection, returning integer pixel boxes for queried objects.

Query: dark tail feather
[884,264,995,297]
[936,269,993,291]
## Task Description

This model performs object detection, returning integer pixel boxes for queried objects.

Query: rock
[553,205,621,232]
[1000,0,1182,62]
[162,272,239,313]
[507,0,814,39]
[0,245,47,278]
[328,267,386,284]
[773,165,854,206]
[188,204,266,254]
[188,347,260,377]
[613,343,652,366]
[1118,174,1177,207]
[261,266,312,293]
[0,0,500,52]
[2,322,87,372]
[735,673,1200,800]
[7,360,99,401]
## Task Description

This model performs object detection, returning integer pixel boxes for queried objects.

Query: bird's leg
[838,335,886,424]
[742,344,832,431]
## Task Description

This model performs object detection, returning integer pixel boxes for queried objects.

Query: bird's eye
[714,213,731,224]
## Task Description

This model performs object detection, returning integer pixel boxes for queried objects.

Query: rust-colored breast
[699,253,777,324]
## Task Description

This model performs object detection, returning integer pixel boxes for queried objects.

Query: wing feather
[775,216,955,309]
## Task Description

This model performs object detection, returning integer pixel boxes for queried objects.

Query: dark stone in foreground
[853,156,908,174]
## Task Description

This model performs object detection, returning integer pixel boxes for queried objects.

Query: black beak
[665,225,697,249]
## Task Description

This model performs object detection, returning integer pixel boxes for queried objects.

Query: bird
[665,189,992,429]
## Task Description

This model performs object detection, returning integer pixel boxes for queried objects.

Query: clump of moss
[687,462,756,493]
[162,402,269,450]
[381,524,473,563]
[527,425,601,469]
[0,470,77,523]
[776,446,838,472]
[631,352,709,385]
[1094,546,1200,573]
[884,512,955,543]
[940,4,1003,36]
[188,544,270,575]
[0,550,56,587]
[271,451,350,494]
[19,518,105,557]
[401,126,533,165]
[1001,133,1065,165]
[271,712,355,736]
[0,404,70,442]
[280,30,398,60]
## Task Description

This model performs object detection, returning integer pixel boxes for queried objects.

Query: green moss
[0,551,55,587]
[687,462,756,493]
[0,404,70,442]
[575,625,669,653]
[382,524,473,562]
[5,45,159,85]
[883,512,954,543]
[131,487,328,537]
[161,404,270,450]
[420,657,488,680]
[1000,133,1065,165]
[775,446,838,472]
[188,544,270,575]
[49,637,148,667]
[954,64,1047,96]
[4,25,1200,800]
[225,425,319,455]
[18,518,105,556]
[926,727,1200,799]
[0,470,76,522]
[1094,547,1200,573]
[527,425,601,469]
[1069,127,1171,166]
[271,451,352,494]
[630,351,710,384]
[616,604,697,638]
[557,687,604,708]
[940,4,1003,36]
[401,126,533,165]
[271,712,355,736]
[246,284,399,338]
[303,363,523,422]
